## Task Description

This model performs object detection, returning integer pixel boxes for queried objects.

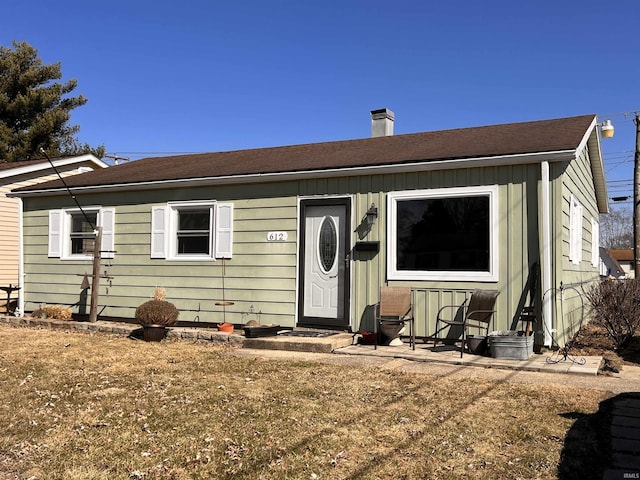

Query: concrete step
[242,332,355,353]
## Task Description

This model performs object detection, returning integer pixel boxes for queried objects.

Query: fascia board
[585,126,609,214]
[0,154,108,180]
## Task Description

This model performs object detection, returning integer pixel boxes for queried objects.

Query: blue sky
[3,0,639,202]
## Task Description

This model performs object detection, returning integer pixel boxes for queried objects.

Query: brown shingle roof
[0,158,45,172]
[610,249,634,262]
[15,114,596,191]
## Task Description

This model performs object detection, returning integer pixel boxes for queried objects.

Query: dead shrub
[135,300,179,326]
[31,305,73,320]
[585,278,640,350]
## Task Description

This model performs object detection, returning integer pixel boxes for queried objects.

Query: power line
[599,110,640,119]
[39,148,96,230]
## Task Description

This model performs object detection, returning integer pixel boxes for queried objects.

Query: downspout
[17,197,24,317]
[541,161,552,347]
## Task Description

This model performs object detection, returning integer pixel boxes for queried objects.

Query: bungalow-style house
[0,154,107,313]
[9,111,608,349]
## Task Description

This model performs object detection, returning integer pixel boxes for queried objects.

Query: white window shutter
[576,203,583,264]
[215,203,233,259]
[151,206,168,259]
[591,218,599,267]
[99,208,115,259]
[569,196,583,265]
[48,210,63,258]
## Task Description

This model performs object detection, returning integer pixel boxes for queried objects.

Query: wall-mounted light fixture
[600,119,615,138]
[366,203,378,226]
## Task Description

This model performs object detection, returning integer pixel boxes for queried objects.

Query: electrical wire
[39,148,96,230]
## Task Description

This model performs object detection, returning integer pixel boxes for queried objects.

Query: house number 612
[267,232,288,241]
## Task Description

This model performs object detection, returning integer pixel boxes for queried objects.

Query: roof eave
[8,150,576,198]
[0,154,108,180]
[580,117,609,214]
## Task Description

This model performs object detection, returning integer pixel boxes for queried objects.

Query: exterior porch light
[366,203,378,226]
[600,119,615,138]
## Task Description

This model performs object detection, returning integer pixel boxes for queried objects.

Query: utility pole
[104,154,129,165]
[40,147,104,322]
[635,114,640,278]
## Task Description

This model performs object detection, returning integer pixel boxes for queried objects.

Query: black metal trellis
[543,282,586,365]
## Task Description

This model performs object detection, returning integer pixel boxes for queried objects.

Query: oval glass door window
[318,217,338,273]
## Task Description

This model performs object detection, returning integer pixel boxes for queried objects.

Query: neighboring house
[9,112,608,348]
[609,249,635,279]
[599,247,626,279]
[0,154,108,313]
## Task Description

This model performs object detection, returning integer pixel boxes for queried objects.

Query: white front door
[298,199,350,329]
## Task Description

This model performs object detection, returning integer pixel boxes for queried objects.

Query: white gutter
[541,161,552,347]
[17,197,24,317]
[9,149,576,198]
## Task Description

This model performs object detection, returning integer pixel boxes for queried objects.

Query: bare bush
[135,299,179,326]
[585,279,640,349]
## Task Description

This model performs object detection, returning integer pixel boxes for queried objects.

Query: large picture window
[387,186,498,281]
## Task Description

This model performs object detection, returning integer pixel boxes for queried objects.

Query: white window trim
[591,217,599,267]
[49,206,115,261]
[387,185,499,282]
[569,195,583,265]
[151,201,233,261]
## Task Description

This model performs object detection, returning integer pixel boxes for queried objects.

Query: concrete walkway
[0,314,602,375]
[335,342,602,376]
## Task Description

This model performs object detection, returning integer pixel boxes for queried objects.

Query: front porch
[0,315,601,376]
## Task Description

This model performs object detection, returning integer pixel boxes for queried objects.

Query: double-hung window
[176,207,212,255]
[387,186,498,281]
[70,211,98,255]
[151,201,233,260]
[48,207,115,260]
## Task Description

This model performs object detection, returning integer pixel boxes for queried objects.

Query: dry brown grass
[0,324,614,479]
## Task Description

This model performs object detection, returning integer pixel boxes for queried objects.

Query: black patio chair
[432,289,499,358]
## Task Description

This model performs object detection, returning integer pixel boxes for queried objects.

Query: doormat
[278,330,338,338]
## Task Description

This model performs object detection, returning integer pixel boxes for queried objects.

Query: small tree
[0,40,104,162]
[585,279,640,349]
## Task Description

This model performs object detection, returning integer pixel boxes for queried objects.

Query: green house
[10,111,608,348]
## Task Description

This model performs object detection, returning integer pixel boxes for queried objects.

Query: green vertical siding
[548,144,601,346]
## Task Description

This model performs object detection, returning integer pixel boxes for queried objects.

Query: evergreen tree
[0,41,104,162]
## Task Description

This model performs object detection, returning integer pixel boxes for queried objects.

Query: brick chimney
[370,108,394,137]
